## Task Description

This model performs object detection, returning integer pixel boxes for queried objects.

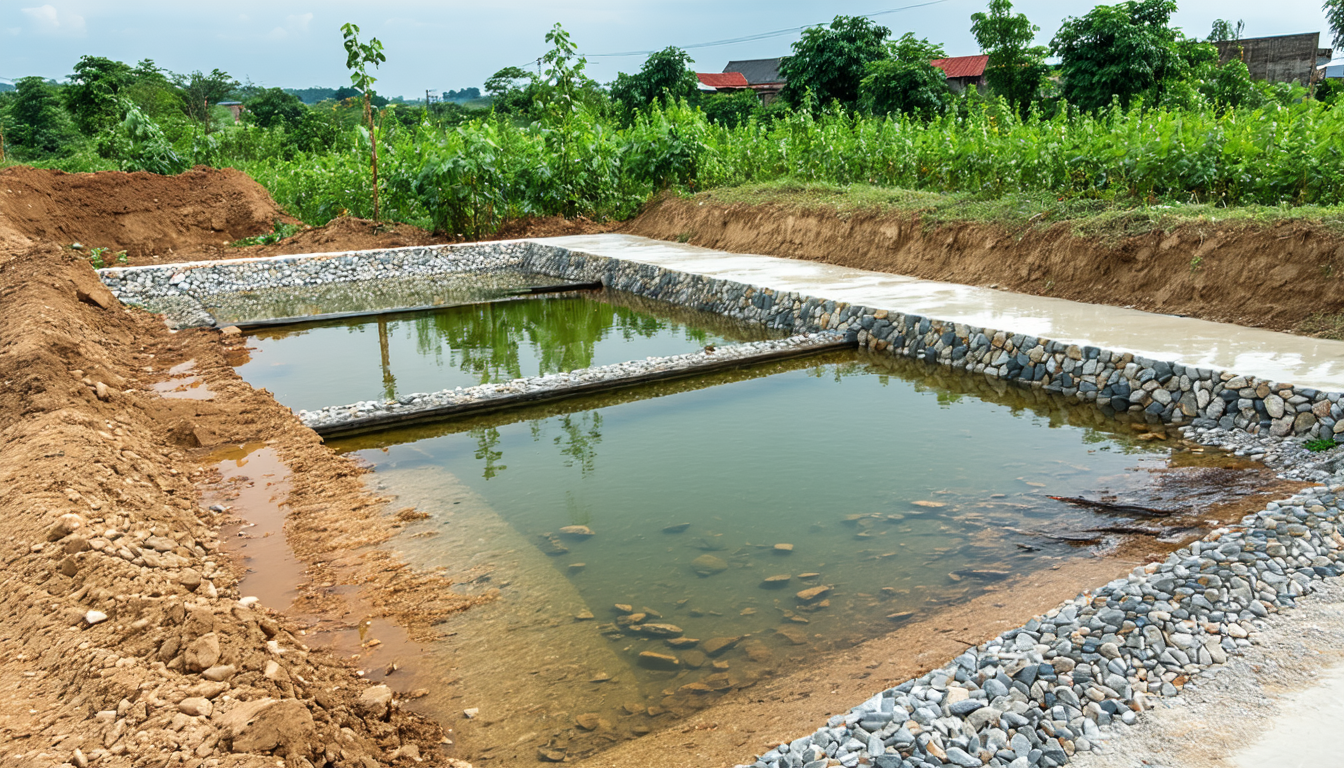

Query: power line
[506,0,951,72]
[584,0,952,58]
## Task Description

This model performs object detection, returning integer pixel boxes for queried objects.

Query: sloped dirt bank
[0,166,295,258]
[0,244,480,767]
[626,195,1344,335]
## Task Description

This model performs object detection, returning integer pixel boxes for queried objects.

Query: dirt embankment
[626,195,1344,335]
[0,248,479,765]
[0,166,618,267]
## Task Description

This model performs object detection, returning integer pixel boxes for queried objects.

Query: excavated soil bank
[0,243,485,767]
[626,195,1344,336]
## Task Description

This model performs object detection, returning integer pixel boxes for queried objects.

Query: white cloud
[21,4,86,37]
[266,12,313,40]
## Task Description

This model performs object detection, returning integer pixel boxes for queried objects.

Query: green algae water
[328,352,1187,764]
[236,291,774,413]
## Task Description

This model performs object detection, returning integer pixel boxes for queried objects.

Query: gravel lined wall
[100,241,1344,441]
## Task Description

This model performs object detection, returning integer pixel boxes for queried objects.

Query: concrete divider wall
[99,241,1344,441]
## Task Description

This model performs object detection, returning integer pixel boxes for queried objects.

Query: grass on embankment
[689,180,1344,243]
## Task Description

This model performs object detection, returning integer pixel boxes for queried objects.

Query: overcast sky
[1,1,1336,97]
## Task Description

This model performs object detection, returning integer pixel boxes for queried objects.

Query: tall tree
[1050,0,1192,111]
[610,46,698,117]
[1207,18,1245,42]
[173,69,239,131]
[860,34,951,117]
[64,56,132,135]
[245,88,307,130]
[8,76,78,155]
[780,15,891,110]
[970,0,1050,114]
[341,23,387,224]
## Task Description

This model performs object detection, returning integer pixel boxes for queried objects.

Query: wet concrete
[532,234,1344,391]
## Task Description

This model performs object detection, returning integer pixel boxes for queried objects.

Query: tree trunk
[365,94,381,225]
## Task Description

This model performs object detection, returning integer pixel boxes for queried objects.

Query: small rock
[558,525,594,539]
[761,574,792,588]
[691,554,729,576]
[83,610,108,626]
[773,543,794,553]
[357,684,393,720]
[463,707,480,719]
[202,664,236,682]
[662,523,691,533]
[178,697,213,717]
[702,636,742,656]
[637,651,681,670]
[796,585,833,603]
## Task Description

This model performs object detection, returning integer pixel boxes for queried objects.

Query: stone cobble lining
[297,334,843,432]
[733,479,1344,768]
[99,241,1344,441]
[98,242,540,328]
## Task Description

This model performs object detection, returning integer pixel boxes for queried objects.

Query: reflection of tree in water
[473,426,507,479]
[553,412,603,476]
[398,298,691,386]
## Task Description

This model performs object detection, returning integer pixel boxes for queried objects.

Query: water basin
[237,290,774,413]
[328,351,1205,764]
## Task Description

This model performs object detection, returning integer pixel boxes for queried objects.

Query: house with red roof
[929,55,988,92]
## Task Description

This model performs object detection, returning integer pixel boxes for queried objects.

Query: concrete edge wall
[97,241,1344,440]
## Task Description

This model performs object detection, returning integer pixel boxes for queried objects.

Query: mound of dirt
[626,195,1344,335]
[0,166,294,257]
[0,244,482,767]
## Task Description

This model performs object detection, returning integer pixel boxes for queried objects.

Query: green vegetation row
[5,1,1344,238]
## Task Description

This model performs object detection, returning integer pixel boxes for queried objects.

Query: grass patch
[1298,312,1344,341]
[231,221,303,248]
[687,181,1344,242]
[1306,437,1340,452]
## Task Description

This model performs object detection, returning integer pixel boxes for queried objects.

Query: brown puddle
[200,442,441,711]
[151,359,214,400]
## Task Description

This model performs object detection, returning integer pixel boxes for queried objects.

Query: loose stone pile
[736,477,1344,768]
[298,334,844,432]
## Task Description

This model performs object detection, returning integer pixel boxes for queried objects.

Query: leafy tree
[1199,58,1258,113]
[123,60,185,123]
[174,69,239,131]
[342,22,387,223]
[333,86,362,102]
[538,22,590,213]
[1326,1,1344,48]
[701,89,760,127]
[610,47,699,118]
[8,76,78,156]
[484,66,538,116]
[443,87,481,102]
[245,87,307,129]
[780,15,891,110]
[1208,18,1244,42]
[65,56,133,135]
[859,34,951,117]
[1050,0,1196,111]
[970,0,1050,114]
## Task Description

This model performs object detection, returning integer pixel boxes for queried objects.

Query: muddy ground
[0,167,1324,768]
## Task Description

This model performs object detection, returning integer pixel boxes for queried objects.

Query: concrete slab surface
[534,234,1344,392]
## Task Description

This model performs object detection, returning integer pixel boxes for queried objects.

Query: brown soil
[0,243,479,763]
[0,166,618,268]
[0,166,297,258]
[625,195,1344,335]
